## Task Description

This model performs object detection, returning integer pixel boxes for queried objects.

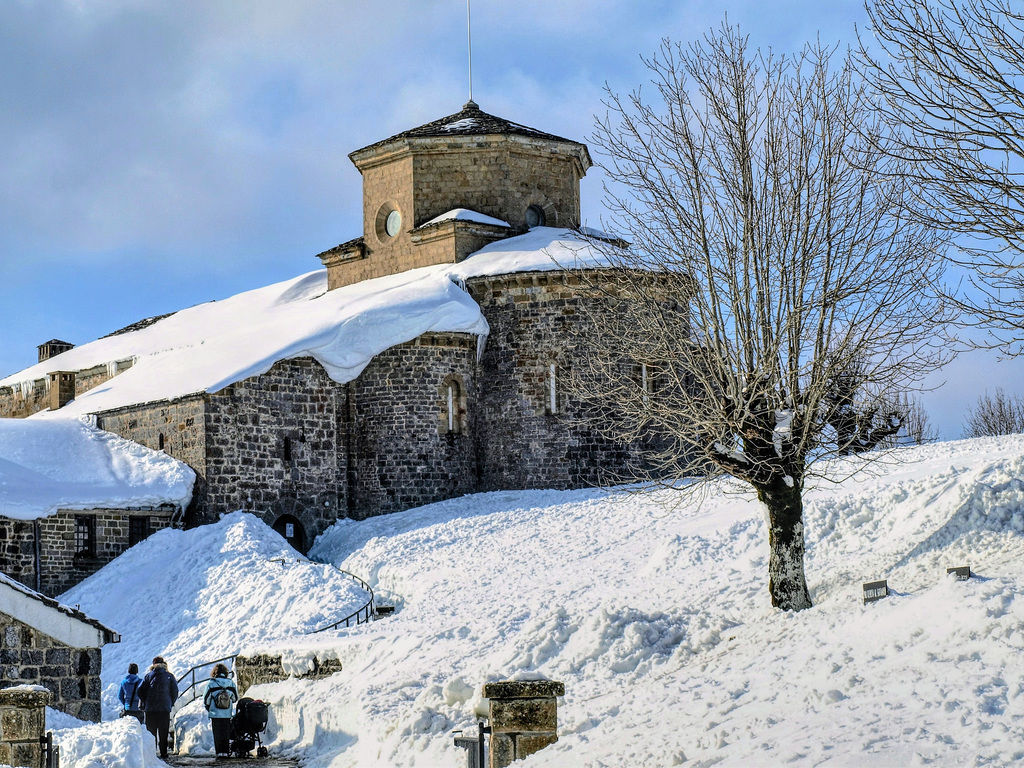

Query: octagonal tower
[317,101,592,290]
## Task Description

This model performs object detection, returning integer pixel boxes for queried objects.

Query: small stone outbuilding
[0,416,194,596]
[0,573,119,722]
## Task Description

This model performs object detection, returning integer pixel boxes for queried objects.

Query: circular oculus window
[526,204,546,228]
[385,209,402,238]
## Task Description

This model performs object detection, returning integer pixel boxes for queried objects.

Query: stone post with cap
[0,685,51,768]
[483,679,564,767]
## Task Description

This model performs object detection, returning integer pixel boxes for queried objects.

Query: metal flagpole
[467,0,473,102]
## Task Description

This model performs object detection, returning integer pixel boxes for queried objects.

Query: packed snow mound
[59,512,370,720]
[243,436,1024,767]
[50,714,163,768]
[0,416,194,519]
[3,228,615,417]
[59,436,1024,766]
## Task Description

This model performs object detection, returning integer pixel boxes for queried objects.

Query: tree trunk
[757,478,813,611]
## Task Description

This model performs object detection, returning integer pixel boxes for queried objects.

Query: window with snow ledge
[637,362,660,405]
[439,375,467,436]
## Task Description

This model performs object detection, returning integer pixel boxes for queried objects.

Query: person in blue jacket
[137,656,178,759]
[203,663,239,757]
[118,663,145,723]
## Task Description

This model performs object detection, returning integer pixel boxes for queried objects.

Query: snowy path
[166,756,298,767]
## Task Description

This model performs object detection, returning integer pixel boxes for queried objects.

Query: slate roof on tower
[351,101,590,160]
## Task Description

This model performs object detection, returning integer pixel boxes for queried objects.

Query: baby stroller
[230,697,270,758]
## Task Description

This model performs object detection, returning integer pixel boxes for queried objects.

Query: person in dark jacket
[203,663,239,757]
[118,663,145,723]
[137,655,178,759]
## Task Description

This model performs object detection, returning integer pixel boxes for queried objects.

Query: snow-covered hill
[53,436,1024,766]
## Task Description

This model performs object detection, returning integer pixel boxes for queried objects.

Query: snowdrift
[4,228,613,418]
[54,436,1024,767]
[58,513,370,721]
[0,416,194,519]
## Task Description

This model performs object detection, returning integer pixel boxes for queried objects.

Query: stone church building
[0,101,668,560]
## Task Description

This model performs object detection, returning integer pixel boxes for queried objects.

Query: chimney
[48,371,76,410]
[38,339,74,363]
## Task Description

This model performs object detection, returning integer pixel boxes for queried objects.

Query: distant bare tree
[963,388,1024,437]
[894,393,941,445]
[860,0,1024,353]
[567,26,951,611]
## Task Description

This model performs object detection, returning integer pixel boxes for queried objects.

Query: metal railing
[175,654,238,708]
[307,567,376,634]
[173,565,381,710]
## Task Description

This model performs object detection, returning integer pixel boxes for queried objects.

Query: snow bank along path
[51,512,370,763]
[54,436,1024,767]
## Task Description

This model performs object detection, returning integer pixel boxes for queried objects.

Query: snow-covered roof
[0,417,195,520]
[0,571,118,646]
[351,101,588,159]
[421,208,511,229]
[0,228,615,418]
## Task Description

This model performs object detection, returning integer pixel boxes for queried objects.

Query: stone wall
[0,521,36,594]
[203,357,344,539]
[233,653,342,696]
[0,685,50,768]
[411,141,581,233]
[329,134,584,291]
[96,396,208,523]
[0,358,134,420]
[468,271,639,491]
[36,510,174,596]
[348,334,479,519]
[0,616,102,722]
[0,510,173,597]
[0,379,49,420]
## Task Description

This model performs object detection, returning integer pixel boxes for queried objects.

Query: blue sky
[1,0,1020,439]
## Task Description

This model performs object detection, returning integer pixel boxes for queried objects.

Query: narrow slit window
[548,362,558,414]
[158,433,165,451]
[447,384,455,433]
[284,435,292,462]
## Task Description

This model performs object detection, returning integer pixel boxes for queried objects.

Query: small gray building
[0,572,119,722]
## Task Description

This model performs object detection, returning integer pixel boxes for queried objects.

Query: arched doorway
[272,514,307,555]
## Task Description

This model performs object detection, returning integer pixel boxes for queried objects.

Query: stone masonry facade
[0,102,679,567]
[0,509,175,597]
[3,267,671,557]
[0,615,103,721]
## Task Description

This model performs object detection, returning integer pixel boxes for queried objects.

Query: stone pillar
[0,685,51,768]
[483,680,564,768]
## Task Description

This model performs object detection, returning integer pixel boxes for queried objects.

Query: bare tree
[860,0,1024,353]
[822,360,904,455]
[568,26,951,611]
[963,388,1024,437]
[893,393,941,445]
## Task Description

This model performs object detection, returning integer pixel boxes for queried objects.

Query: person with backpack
[118,663,145,723]
[137,656,178,759]
[203,663,239,757]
